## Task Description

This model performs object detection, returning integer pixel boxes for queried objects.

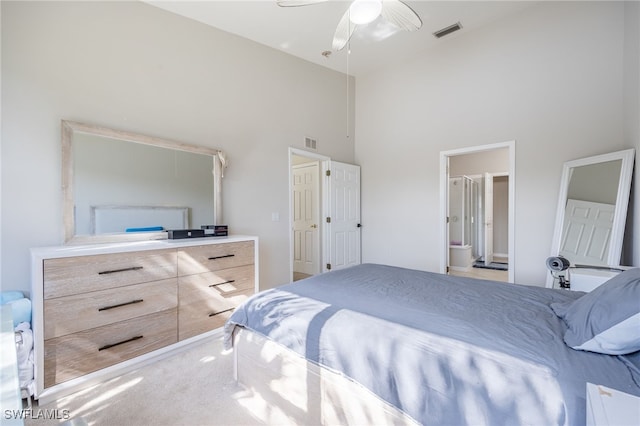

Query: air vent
[433,22,462,39]
[305,136,317,150]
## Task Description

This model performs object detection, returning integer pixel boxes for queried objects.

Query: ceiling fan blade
[332,8,358,51]
[381,0,422,31]
[276,0,329,6]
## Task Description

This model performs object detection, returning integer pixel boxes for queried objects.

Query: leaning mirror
[62,120,224,244]
[546,148,635,288]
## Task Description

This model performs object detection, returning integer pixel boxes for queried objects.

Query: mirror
[62,120,224,244]
[546,148,635,287]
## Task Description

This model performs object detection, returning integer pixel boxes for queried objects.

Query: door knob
[310,224,318,229]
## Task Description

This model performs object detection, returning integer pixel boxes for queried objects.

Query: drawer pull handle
[98,335,143,351]
[209,308,234,317]
[98,266,143,275]
[98,299,144,311]
[208,254,235,260]
[209,280,235,288]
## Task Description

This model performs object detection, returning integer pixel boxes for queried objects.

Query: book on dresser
[31,235,258,404]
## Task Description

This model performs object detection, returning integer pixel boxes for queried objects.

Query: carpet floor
[26,336,266,426]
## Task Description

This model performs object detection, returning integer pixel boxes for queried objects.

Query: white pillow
[551,268,640,355]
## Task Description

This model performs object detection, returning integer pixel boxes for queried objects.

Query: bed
[223,264,640,425]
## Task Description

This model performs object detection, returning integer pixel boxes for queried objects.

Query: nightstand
[586,383,640,425]
[569,267,626,292]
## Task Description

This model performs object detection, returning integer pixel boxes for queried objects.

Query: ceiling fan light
[349,0,382,25]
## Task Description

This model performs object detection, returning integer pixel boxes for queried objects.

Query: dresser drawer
[178,267,254,340]
[43,249,177,299]
[177,241,254,276]
[179,264,254,295]
[177,290,251,341]
[44,308,177,387]
[44,278,177,339]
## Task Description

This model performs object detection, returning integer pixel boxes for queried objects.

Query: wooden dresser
[31,236,258,404]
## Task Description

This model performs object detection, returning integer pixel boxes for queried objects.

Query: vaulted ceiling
[144,1,538,77]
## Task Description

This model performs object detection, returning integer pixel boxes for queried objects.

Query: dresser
[31,236,258,404]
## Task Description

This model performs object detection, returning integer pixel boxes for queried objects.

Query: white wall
[355,1,635,285]
[449,149,509,176]
[624,1,640,266]
[0,1,355,293]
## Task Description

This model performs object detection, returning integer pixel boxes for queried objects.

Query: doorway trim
[439,141,516,283]
[288,147,330,283]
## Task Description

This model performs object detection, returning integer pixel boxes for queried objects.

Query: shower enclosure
[449,175,480,270]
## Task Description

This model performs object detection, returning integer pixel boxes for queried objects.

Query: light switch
[271,212,280,222]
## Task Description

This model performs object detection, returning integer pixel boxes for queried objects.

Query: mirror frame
[546,148,635,287]
[62,120,224,244]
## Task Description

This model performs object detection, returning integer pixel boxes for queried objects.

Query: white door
[560,199,615,266]
[483,172,494,265]
[292,162,320,275]
[324,161,361,271]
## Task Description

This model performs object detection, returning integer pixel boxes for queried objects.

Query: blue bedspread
[224,264,640,425]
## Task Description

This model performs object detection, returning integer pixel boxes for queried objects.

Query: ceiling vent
[305,136,317,150]
[433,22,462,39]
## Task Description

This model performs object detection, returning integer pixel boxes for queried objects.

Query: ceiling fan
[276,0,423,51]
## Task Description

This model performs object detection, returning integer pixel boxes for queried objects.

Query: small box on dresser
[31,236,258,404]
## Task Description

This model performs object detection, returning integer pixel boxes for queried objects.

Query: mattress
[224,264,640,425]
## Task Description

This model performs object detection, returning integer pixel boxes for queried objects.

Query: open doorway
[289,148,327,281]
[439,142,515,283]
[292,161,321,280]
[288,148,362,283]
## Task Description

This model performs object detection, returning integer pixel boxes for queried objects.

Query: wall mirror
[546,148,635,287]
[62,120,224,244]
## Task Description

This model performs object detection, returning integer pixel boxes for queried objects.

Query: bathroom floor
[450,256,509,282]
